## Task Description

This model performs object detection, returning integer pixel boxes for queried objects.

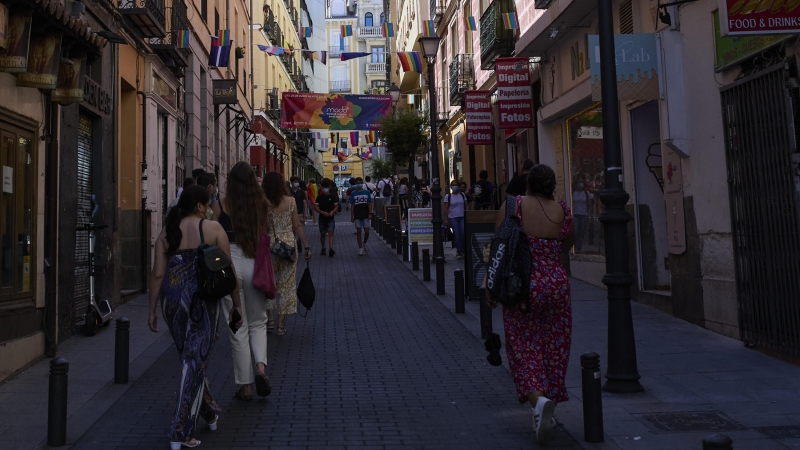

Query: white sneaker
[533,397,555,445]
[358,248,365,256]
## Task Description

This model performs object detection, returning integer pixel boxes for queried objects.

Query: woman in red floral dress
[491,164,574,445]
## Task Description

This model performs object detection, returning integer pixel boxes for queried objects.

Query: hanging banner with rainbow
[397,52,423,73]
[281,93,392,130]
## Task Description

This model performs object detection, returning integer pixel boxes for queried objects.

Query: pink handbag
[253,232,277,299]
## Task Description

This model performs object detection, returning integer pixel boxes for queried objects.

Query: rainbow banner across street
[280,92,392,130]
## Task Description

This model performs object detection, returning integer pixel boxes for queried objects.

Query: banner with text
[465,90,493,145]
[281,92,392,130]
[496,57,534,129]
[719,0,800,35]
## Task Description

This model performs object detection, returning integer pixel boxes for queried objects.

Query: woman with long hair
[148,185,243,449]
[262,171,312,335]
[219,162,272,400]
[489,164,575,445]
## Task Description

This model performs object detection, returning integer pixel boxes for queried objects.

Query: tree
[369,158,394,180]
[377,106,428,173]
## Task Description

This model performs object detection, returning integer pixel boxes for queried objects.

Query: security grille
[619,0,633,34]
[74,115,93,321]
[720,63,800,356]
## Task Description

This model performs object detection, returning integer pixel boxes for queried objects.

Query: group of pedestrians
[148,163,313,449]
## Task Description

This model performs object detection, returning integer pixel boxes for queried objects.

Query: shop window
[565,104,605,256]
[0,124,35,301]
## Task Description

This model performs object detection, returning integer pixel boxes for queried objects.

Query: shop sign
[2,165,12,193]
[0,12,31,73]
[719,0,800,35]
[495,57,534,129]
[0,3,8,50]
[558,32,591,93]
[663,145,686,254]
[83,77,111,115]
[212,79,238,104]
[713,11,788,70]
[464,90,493,145]
[588,33,659,102]
[17,33,62,89]
[153,71,177,109]
[407,208,433,245]
[52,56,87,104]
[576,126,603,139]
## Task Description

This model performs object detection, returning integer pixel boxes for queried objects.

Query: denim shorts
[319,218,335,233]
[353,218,370,229]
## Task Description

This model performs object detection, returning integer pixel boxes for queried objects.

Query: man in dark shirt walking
[314,179,339,257]
[290,176,308,221]
[349,177,374,256]
[506,159,535,197]
[469,170,495,210]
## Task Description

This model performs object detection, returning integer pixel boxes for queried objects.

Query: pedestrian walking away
[443,180,467,259]
[349,177,374,256]
[314,178,340,257]
[289,176,308,222]
[262,172,313,336]
[219,162,273,401]
[470,170,495,210]
[412,177,423,208]
[148,185,243,449]
[377,176,393,205]
[398,177,410,219]
[420,179,431,207]
[489,164,575,446]
[363,175,377,195]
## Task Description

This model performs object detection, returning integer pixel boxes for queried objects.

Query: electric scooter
[78,219,113,335]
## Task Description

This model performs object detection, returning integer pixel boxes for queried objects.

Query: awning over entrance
[515,0,594,58]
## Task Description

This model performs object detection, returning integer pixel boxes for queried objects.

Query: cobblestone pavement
[71,213,581,450]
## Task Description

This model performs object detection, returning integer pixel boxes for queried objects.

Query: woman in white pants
[218,162,272,400]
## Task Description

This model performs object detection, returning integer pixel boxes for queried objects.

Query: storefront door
[73,115,94,321]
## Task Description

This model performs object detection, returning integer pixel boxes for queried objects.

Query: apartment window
[371,46,385,63]
[451,24,457,58]
[380,12,384,24]
[331,0,345,16]
[201,0,208,22]
[215,8,220,34]
[365,12,373,26]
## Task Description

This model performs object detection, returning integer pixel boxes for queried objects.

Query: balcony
[120,0,167,38]
[430,0,445,24]
[449,54,474,106]
[357,26,383,39]
[150,2,191,67]
[330,80,351,93]
[479,0,515,70]
[279,53,295,74]
[366,62,387,74]
[266,94,281,119]
[329,45,348,57]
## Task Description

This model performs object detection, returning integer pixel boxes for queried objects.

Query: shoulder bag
[253,231,277,298]
[270,202,297,262]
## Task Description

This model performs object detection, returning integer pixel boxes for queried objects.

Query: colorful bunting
[314,50,327,64]
[340,25,353,37]
[397,52,423,73]
[216,29,231,46]
[341,52,370,61]
[382,23,395,37]
[257,44,285,55]
[501,12,518,29]
[209,40,230,67]
[422,20,436,37]
[178,30,191,48]
[321,138,329,148]
[367,130,378,143]
[464,16,477,31]
[407,94,414,104]
[300,27,312,37]
[350,132,359,146]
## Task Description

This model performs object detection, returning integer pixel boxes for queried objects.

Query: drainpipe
[44,97,59,356]
[137,91,148,293]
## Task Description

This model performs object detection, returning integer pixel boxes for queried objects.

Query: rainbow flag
[350,132,359,146]
[382,23,395,37]
[407,94,414,104]
[340,25,353,37]
[321,138,329,148]
[271,87,278,97]
[216,29,230,46]
[501,12,518,30]
[300,27,312,37]
[397,52,423,73]
[178,30,191,48]
[464,16,477,31]
[367,130,378,143]
[422,20,436,37]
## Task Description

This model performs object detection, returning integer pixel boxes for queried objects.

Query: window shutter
[619,0,633,34]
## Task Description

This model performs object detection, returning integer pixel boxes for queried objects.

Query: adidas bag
[486,196,531,310]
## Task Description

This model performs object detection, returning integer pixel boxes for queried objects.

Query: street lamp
[388,82,401,115]
[418,35,445,295]
[597,0,643,393]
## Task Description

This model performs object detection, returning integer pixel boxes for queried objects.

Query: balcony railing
[120,0,167,37]
[430,0,445,23]
[280,53,295,74]
[149,2,191,67]
[330,80,351,93]
[329,45,348,57]
[449,53,475,106]
[357,26,383,39]
[479,0,515,70]
[366,62,387,73]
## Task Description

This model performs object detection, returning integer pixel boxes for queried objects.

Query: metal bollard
[580,352,604,443]
[402,231,409,261]
[47,358,69,447]
[454,270,465,313]
[378,219,384,237]
[435,256,445,295]
[115,318,130,384]
[703,434,733,450]
[478,287,492,339]
[389,226,397,248]
[422,249,431,281]
[395,229,402,255]
[411,242,419,270]
[386,225,393,244]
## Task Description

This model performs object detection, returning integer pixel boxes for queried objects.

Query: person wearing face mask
[196,172,220,221]
[443,180,467,259]
[289,176,308,222]
[349,177,373,256]
[313,178,339,257]
[571,179,591,252]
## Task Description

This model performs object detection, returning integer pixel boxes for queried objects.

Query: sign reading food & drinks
[719,0,800,35]
[495,57,534,129]
[464,90,493,145]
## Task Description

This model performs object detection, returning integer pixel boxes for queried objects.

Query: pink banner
[496,57,534,129]
[465,90,493,145]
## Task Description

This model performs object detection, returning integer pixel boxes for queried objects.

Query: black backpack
[381,180,392,197]
[486,196,531,309]
[196,219,237,301]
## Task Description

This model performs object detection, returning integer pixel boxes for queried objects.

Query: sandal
[234,385,253,401]
[255,373,272,397]
[267,320,276,332]
[170,439,201,449]
[207,414,219,431]
[277,326,286,336]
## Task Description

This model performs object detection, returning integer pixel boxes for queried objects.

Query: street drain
[754,425,800,439]
[635,411,748,434]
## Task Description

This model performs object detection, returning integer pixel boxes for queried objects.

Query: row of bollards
[47,318,130,446]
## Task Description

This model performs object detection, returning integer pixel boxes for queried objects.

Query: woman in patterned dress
[489,164,574,445]
[148,185,243,449]
[262,171,312,335]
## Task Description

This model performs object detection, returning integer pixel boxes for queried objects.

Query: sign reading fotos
[52,56,87,104]
[0,12,31,72]
[465,90,493,145]
[495,57,534,129]
[17,33,62,89]
[212,79,238,104]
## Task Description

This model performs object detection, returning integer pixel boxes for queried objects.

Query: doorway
[631,101,670,292]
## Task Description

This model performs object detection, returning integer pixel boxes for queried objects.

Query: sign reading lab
[588,34,659,102]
